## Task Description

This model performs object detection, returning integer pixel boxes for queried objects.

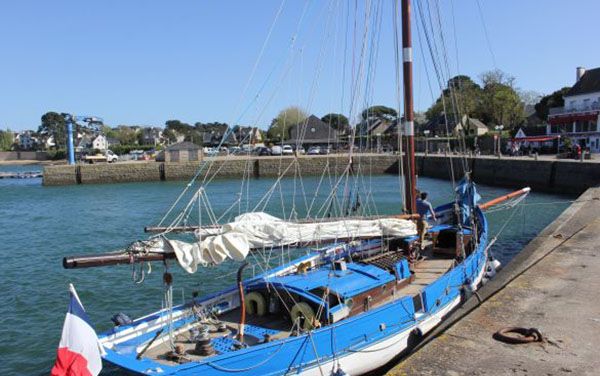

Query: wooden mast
[401,0,417,214]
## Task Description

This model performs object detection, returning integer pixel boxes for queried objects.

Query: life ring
[245,292,267,316]
[290,302,319,331]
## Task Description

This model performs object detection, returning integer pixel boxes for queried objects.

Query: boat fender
[245,291,267,316]
[111,312,133,326]
[485,259,501,279]
[291,302,318,331]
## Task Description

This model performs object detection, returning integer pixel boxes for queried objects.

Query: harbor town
[1,1,599,376]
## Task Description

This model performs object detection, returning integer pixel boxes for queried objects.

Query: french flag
[51,284,104,376]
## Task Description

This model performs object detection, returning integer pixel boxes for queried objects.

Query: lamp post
[557,135,561,157]
[423,130,430,155]
[494,125,504,156]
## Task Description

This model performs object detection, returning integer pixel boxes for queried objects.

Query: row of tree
[425,70,526,128]
[27,68,571,152]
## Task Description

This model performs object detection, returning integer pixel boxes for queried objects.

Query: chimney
[576,66,586,82]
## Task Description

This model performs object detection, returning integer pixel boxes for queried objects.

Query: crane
[61,113,104,165]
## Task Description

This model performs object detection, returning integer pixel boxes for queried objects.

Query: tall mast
[401,0,417,214]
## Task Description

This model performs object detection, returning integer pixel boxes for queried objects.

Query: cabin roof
[261,262,393,300]
[165,141,200,150]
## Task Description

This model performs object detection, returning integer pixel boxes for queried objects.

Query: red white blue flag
[51,284,103,376]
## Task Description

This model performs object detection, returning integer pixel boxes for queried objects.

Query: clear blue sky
[1,0,598,131]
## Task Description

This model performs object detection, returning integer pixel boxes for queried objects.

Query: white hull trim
[299,251,487,376]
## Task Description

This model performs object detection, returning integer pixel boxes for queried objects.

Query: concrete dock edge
[384,186,600,375]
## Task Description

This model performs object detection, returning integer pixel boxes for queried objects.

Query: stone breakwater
[43,154,600,194]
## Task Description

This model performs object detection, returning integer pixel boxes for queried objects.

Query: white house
[548,66,600,152]
[17,131,38,150]
[92,134,108,151]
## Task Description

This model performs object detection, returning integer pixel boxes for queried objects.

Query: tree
[165,120,194,143]
[361,105,397,121]
[425,75,482,122]
[39,112,67,148]
[479,69,516,88]
[518,90,543,107]
[0,129,14,151]
[534,87,571,121]
[321,113,350,134]
[114,125,139,145]
[267,106,308,141]
[480,82,524,127]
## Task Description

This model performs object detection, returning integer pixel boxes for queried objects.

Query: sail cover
[161,212,416,273]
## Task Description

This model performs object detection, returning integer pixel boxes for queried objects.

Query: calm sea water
[0,165,572,375]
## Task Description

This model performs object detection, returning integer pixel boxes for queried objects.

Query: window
[188,149,198,161]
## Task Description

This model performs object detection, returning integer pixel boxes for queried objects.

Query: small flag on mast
[51,284,103,376]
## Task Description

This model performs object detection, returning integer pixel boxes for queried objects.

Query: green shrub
[47,149,67,160]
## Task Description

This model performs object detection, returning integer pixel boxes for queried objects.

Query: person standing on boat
[416,192,436,246]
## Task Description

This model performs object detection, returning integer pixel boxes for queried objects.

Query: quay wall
[0,151,48,161]
[385,186,600,375]
[43,155,600,194]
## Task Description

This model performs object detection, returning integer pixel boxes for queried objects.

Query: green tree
[114,125,139,145]
[267,106,308,141]
[480,81,524,127]
[165,120,194,142]
[361,105,397,121]
[321,113,350,134]
[0,129,14,151]
[39,112,67,148]
[534,87,571,121]
[425,75,482,122]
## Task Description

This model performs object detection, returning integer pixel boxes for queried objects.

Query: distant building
[92,134,108,151]
[422,113,488,137]
[548,66,600,152]
[141,127,164,146]
[16,131,38,150]
[453,115,489,136]
[234,126,263,145]
[106,137,120,148]
[287,115,340,147]
[355,118,398,151]
[198,124,237,146]
[164,141,202,162]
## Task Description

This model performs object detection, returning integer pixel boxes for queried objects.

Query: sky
[1,0,598,131]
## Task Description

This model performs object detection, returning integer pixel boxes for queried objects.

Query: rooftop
[566,67,600,97]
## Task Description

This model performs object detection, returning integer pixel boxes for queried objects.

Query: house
[164,141,202,162]
[75,134,92,152]
[198,124,237,146]
[92,134,108,151]
[355,118,398,151]
[141,127,164,146]
[454,115,489,136]
[234,126,263,145]
[16,131,38,150]
[422,113,488,137]
[548,66,600,152]
[287,115,340,147]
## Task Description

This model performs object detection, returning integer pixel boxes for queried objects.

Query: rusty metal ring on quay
[493,327,543,344]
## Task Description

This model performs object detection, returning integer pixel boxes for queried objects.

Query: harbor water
[0,167,572,375]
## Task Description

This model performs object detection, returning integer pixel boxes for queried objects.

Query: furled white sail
[161,212,416,273]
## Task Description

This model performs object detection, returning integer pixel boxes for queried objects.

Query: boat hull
[100,207,489,375]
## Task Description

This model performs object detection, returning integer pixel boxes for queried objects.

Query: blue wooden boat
[59,1,532,374]
[81,183,495,375]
